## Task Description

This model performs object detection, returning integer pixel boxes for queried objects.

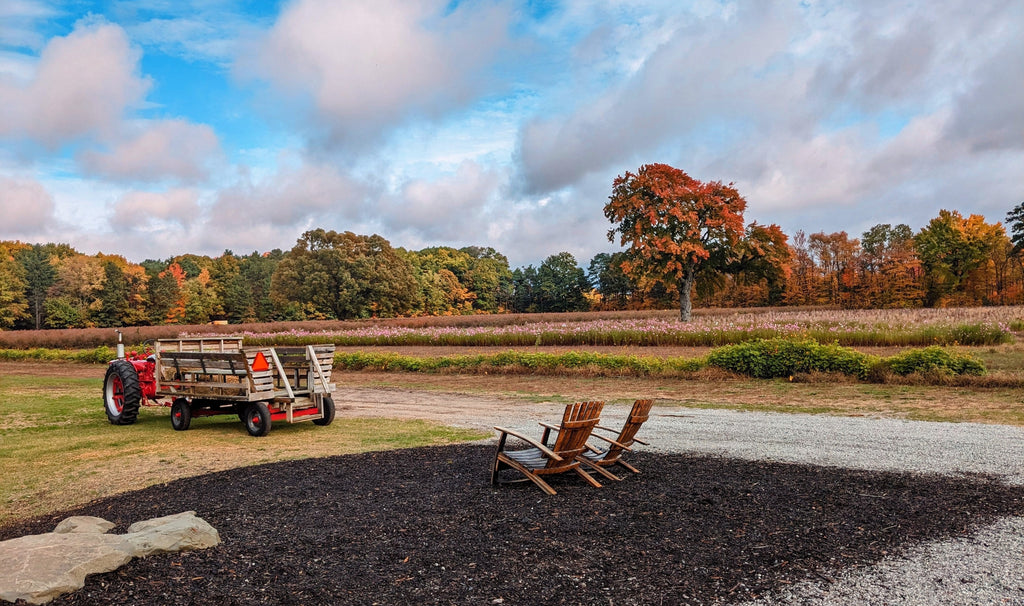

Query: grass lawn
[0,369,486,528]
[3,352,1023,528]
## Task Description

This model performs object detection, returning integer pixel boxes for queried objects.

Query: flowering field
[228,307,1021,348]
[0,306,1021,350]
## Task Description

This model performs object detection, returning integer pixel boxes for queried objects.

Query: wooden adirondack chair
[491,401,604,495]
[576,399,653,481]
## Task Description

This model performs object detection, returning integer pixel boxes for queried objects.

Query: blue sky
[1,0,1021,267]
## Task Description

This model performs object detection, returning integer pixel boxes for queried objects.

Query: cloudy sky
[1,0,1021,267]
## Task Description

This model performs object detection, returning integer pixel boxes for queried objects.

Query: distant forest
[3,204,1024,330]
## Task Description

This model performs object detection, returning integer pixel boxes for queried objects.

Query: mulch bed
[4,444,1023,605]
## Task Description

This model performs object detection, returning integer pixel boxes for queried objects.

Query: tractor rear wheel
[171,398,191,431]
[244,402,272,437]
[312,396,335,426]
[104,360,141,425]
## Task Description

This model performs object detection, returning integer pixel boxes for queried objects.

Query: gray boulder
[0,511,219,605]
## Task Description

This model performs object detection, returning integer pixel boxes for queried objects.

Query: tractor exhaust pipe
[115,330,124,360]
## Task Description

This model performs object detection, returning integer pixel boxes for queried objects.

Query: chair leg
[580,458,621,481]
[615,460,641,474]
[495,454,558,495]
[573,465,603,488]
[491,433,510,486]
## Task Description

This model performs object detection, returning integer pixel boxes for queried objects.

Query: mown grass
[0,374,486,528]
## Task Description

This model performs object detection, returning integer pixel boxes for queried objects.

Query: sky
[1,0,1022,268]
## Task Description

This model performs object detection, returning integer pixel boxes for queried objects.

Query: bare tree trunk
[679,266,695,322]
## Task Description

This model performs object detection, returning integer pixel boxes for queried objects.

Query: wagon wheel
[170,398,192,431]
[103,360,141,425]
[244,402,272,437]
[313,395,335,426]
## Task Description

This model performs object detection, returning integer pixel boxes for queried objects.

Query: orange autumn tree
[604,163,746,321]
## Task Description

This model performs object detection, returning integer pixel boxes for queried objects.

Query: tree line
[2,189,1023,329]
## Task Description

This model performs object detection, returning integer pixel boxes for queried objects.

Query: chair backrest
[607,399,653,456]
[547,401,603,469]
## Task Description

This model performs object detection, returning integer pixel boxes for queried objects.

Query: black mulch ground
[4,444,1023,606]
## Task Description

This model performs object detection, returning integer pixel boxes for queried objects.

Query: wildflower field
[221,306,1020,348]
[1,306,1020,350]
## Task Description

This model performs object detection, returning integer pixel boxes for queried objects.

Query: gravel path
[333,387,1024,605]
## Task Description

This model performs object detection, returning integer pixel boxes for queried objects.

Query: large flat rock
[0,511,219,605]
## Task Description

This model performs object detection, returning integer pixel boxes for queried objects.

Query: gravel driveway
[334,387,1024,605]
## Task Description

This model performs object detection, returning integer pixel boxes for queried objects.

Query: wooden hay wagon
[103,336,337,437]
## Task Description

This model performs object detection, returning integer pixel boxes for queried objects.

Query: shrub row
[334,339,986,381]
[0,346,116,364]
[0,339,988,381]
[705,339,875,379]
[335,351,704,375]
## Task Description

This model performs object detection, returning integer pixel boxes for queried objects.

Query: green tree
[183,269,219,324]
[535,252,589,313]
[16,244,57,329]
[605,163,746,321]
[0,243,29,329]
[460,246,513,312]
[146,266,180,325]
[45,254,104,328]
[587,252,633,309]
[859,224,923,308]
[915,210,1001,306]
[718,222,792,306]
[271,229,418,319]
[1006,202,1024,254]
[95,259,129,327]
[510,266,538,313]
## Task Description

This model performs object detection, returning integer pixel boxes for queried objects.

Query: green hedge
[878,345,986,376]
[705,338,876,379]
[0,346,116,364]
[334,351,704,375]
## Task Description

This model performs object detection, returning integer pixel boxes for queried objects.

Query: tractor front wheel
[171,398,192,431]
[244,402,272,437]
[312,396,335,426]
[103,360,141,425]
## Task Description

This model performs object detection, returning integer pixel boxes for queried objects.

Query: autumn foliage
[604,164,748,320]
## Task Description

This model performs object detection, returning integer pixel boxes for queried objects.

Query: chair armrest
[538,421,560,430]
[587,433,631,451]
[632,437,649,446]
[592,424,617,433]
[493,427,563,462]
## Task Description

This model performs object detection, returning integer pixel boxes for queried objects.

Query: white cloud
[129,16,239,64]
[238,0,511,147]
[516,2,801,193]
[513,0,1024,248]
[78,119,222,183]
[376,161,501,242]
[0,0,59,50]
[109,188,201,230]
[205,160,370,244]
[0,19,150,147]
[0,176,57,236]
